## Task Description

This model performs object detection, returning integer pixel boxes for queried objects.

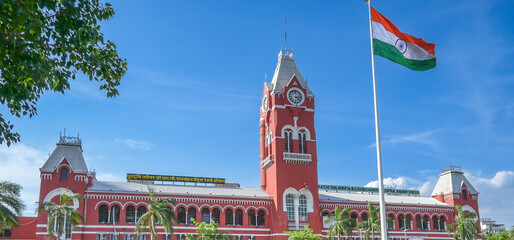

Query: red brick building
[3,50,480,240]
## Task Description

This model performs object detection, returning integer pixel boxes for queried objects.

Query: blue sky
[1,0,514,228]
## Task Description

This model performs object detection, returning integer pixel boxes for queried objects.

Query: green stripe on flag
[373,39,436,71]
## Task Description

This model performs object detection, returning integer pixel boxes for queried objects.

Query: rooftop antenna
[284,18,288,50]
[265,73,267,82]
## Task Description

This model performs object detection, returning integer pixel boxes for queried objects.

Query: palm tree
[38,193,83,240]
[357,202,391,240]
[0,181,25,231]
[325,207,354,240]
[447,205,478,240]
[136,187,177,240]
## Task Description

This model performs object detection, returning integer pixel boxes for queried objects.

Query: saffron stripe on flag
[371,6,435,55]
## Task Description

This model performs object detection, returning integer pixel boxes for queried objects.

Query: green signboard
[318,184,419,195]
[127,173,226,184]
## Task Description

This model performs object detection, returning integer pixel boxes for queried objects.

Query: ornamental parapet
[283,152,312,164]
[261,155,274,169]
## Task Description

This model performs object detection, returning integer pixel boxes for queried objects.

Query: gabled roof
[319,191,452,207]
[270,50,313,96]
[431,169,479,196]
[87,181,272,199]
[40,142,88,173]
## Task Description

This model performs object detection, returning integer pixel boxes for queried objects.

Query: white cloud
[0,144,47,216]
[96,173,125,182]
[364,176,435,196]
[469,171,514,188]
[115,139,152,150]
[368,130,439,148]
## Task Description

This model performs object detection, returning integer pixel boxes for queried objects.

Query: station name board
[318,184,420,195]
[127,173,225,184]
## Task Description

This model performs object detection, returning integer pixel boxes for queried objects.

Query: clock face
[288,89,304,105]
[262,96,269,111]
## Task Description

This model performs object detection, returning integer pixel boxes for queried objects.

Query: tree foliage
[185,219,231,240]
[0,0,127,145]
[325,207,355,240]
[284,226,322,240]
[38,193,83,240]
[357,202,392,240]
[136,187,177,240]
[447,205,478,240]
[0,181,25,231]
[483,230,514,240]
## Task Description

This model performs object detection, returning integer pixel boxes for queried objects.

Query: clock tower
[259,50,321,236]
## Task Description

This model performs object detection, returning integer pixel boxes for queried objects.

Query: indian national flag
[371,7,436,71]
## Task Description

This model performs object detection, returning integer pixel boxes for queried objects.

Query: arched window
[284,131,293,153]
[286,194,295,221]
[235,209,243,226]
[398,214,405,229]
[212,208,220,224]
[432,216,439,231]
[361,212,368,222]
[416,215,422,230]
[111,205,121,223]
[257,210,265,226]
[439,216,446,231]
[248,210,256,226]
[298,132,307,153]
[137,206,147,222]
[387,214,395,229]
[98,205,109,223]
[351,212,358,228]
[126,206,135,224]
[423,215,429,230]
[225,209,234,225]
[201,208,210,223]
[462,189,468,200]
[299,195,308,221]
[60,168,68,181]
[177,207,186,224]
[187,208,196,225]
[406,215,413,230]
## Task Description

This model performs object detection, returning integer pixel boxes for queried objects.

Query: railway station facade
[3,50,481,240]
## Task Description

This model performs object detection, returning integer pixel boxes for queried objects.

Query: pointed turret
[432,166,480,224]
[270,50,314,96]
[40,135,88,173]
[431,166,478,197]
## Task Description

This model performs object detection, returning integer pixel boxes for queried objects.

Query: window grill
[201,208,210,223]
[177,207,186,224]
[248,210,256,226]
[235,209,243,226]
[299,195,308,221]
[126,206,136,224]
[225,209,234,225]
[286,194,295,221]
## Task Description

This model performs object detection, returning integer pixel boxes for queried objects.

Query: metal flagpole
[366,1,388,240]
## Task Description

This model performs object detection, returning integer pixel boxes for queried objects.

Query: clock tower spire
[259,50,320,235]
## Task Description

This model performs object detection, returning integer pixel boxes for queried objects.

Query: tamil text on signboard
[127,173,226,184]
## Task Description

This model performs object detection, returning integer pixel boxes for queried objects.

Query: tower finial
[284,18,288,50]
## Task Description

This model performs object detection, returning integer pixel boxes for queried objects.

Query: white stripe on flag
[372,21,435,61]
